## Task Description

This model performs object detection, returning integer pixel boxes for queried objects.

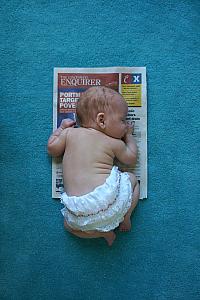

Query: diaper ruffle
[61,166,132,232]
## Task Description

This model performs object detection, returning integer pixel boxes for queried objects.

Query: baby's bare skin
[63,127,123,196]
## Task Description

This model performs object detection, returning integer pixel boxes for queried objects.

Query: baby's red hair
[76,86,122,127]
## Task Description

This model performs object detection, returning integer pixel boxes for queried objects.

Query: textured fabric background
[0,1,199,299]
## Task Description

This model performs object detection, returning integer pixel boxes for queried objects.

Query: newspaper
[52,67,147,199]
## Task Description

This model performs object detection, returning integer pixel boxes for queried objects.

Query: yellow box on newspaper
[121,84,142,107]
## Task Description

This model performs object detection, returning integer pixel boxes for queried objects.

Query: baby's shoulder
[63,126,74,137]
[66,127,90,140]
[64,127,79,142]
[65,127,80,135]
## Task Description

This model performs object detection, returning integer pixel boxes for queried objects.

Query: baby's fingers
[126,124,133,134]
[60,118,76,129]
[126,121,135,134]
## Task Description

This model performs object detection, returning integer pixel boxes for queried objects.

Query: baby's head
[76,86,128,139]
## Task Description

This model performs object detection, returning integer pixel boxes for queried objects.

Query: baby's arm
[113,127,138,167]
[47,119,75,157]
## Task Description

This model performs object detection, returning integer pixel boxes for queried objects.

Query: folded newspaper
[52,67,147,199]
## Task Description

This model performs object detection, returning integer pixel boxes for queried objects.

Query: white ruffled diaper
[61,166,132,232]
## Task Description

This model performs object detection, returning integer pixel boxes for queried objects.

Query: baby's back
[63,127,115,196]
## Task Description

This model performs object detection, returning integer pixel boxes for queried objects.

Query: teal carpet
[0,1,199,299]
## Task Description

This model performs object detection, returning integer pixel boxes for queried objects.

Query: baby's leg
[119,173,140,232]
[64,220,116,246]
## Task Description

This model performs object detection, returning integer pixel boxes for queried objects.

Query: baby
[48,86,139,246]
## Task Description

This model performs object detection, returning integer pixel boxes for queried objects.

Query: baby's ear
[96,113,105,129]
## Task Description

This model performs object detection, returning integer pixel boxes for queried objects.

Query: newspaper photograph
[52,67,147,199]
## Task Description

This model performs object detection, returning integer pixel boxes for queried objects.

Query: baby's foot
[104,231,116,246]
[119,216,131,232]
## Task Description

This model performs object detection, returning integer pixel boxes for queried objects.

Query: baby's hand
[122,124,134,142]
[126,124,133,135]
[60,118,76,129]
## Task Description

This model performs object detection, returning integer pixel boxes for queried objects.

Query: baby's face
[104,96,128,139]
